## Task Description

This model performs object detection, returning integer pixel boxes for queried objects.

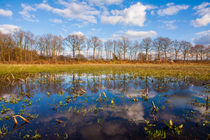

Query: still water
[0,73,209,139]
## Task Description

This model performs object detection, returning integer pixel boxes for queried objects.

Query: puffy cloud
[88,0,122,6]
[192,2,210,27]
[192,15,210,27]
[36,0,100,23]
[112,30,157,40]
[157,3,189,16]
[193,30,210,45]
[0,24,21,34]
[19,4,39,22]
[195,30,210,36]
[49,18,62,24]
[101,2,147,27]
[193,2,210,16]
[72,31,84,36]
[125,30,157,39]
[166,2,174,7]
[0,9,13,16]
[145,5,157,10]
[36,3,52,11]
[193,35,210,45]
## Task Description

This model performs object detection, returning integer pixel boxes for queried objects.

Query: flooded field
[0,73,209,139]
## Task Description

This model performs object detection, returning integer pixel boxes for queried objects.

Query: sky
[0,0,209,45]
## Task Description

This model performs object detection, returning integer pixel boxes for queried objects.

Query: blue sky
[0,0,209,45]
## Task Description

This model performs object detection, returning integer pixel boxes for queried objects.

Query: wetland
[0,64,209,139]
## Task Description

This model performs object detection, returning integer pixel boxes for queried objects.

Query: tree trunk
[8,50,10,62]
[93,48,95,59]
[73,46,75,59]
[124,48,125,60]
[86,48,89,60]
[146,48,148,62]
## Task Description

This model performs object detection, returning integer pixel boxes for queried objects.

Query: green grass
[0,64,209,80]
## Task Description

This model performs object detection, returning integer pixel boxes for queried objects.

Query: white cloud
[101,2,147,27]
[19,4,39,22]
[103,0,122,5]
[157,3,189,16]
[49,18,62,24]
[36,3,52,11]
[150,11,155,15]
[36,0,100,23]
[195,30,210,36]
[112,30,157,40]
[166,3,174,7]
[125,30,157,39]
[0,24,21,34]
[162,20,177,30]
[145,5,157,10]
[72,31,84,36]
[0,9,13,16]
[193,35,210,45]
[192,2,210,27]
[193,30,210,45]
[88,0,122,6]
[192,15,210,27]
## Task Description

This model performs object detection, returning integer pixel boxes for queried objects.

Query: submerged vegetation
[0,72,209,139]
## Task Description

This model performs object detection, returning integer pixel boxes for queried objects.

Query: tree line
[0,30,209,64]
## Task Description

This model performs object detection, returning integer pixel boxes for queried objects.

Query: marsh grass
[0,64,209,80]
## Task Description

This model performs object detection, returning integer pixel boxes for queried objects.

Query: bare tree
[141,37,152,62]
[23,31,35,62]
[0,33,14,62]
[86,39,91,60]
[90,36,102,60]
[7,35,15,62]
[28,32,35,62]
[45,34,53,62]
[64,34,85,60]
[96,44,103,59]
[64,34,76,59]
[159,37,171,61]
[194,44,205,61]
[133,41,140,60]
[0,33,7,62]
[116,40,123,61]
[75,35,85,60]
[13,30,25,63]
[113,40,117,60]
[52,35,63,62]
[128,42,135,60]
[104,40,113,60]
[121,37,130,60]
[189,46,198,61]
[171,40,181,60]
[36,36,45,57]
[1,27,210,63]
[205,45,210,60]
[153,38,162,60]
[180,40,191,61]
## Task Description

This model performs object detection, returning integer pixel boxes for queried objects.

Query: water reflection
[0,73,209,139]
[0,73,207,97]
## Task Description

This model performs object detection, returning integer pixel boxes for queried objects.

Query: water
[0,73,209,139]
